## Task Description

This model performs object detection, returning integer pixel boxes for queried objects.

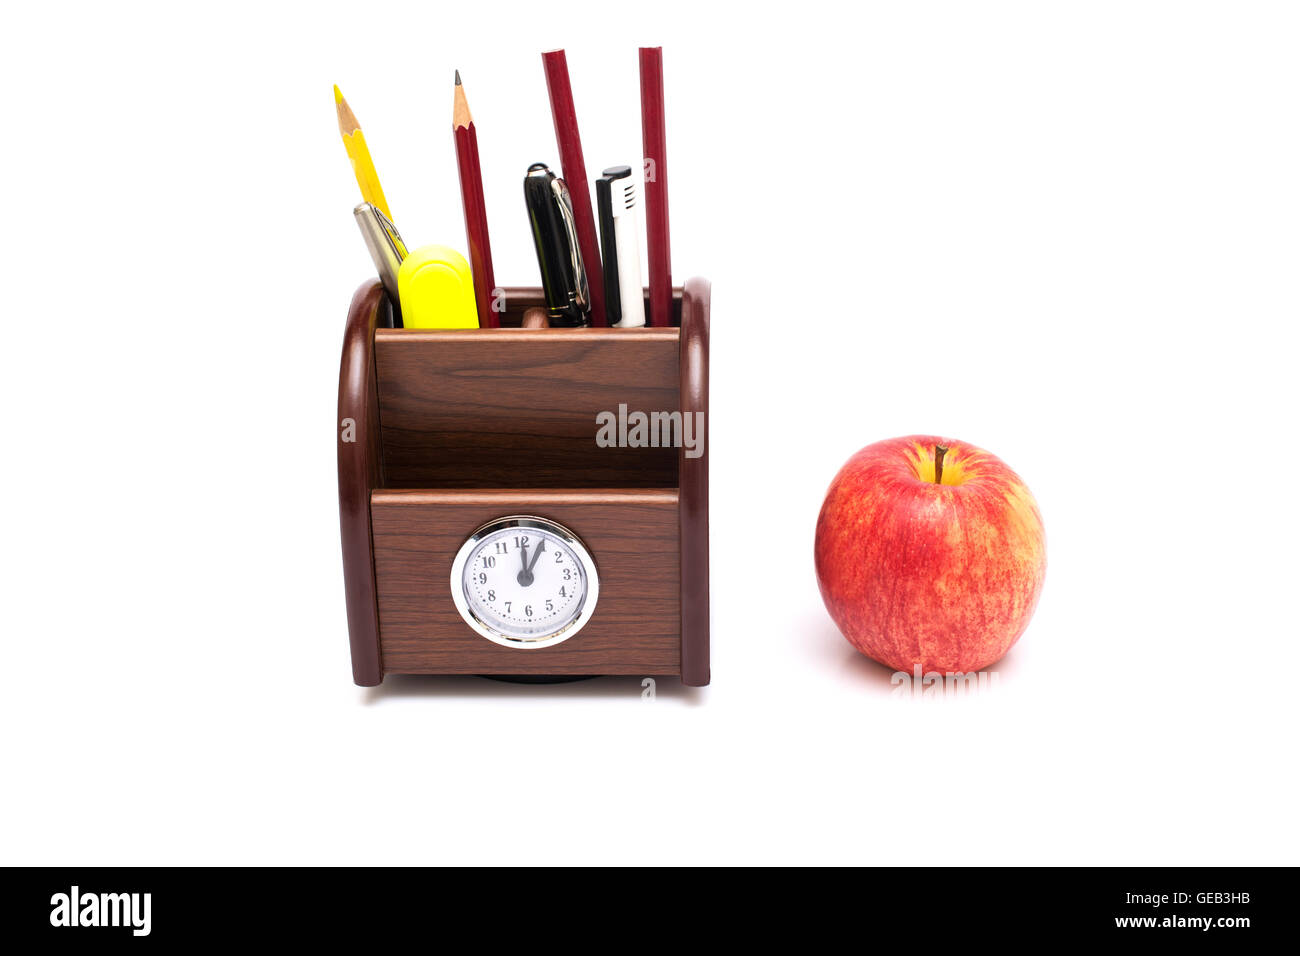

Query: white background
[2,1,1297,865]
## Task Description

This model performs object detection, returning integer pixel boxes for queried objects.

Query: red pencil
[640,47,672,328]
[541,49,607,327]
[453,71,498,328]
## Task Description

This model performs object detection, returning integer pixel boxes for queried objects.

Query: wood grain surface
[375,325,682,489]
[679,278,711,686]
[337,279,388,686]
[371,489,682,674]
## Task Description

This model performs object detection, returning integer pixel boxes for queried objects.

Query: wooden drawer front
[372,489,681,675]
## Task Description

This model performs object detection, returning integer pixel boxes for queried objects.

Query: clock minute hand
[517,541,533,587]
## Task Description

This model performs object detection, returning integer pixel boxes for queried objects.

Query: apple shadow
[361,674,704,706]
[802,613,901,694]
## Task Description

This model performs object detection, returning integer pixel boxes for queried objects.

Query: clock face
[450,516,599,648]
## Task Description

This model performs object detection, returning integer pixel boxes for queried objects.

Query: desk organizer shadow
[338,277,710,687]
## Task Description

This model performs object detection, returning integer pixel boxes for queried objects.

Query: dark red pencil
[453,71,498,328]
[640,47,672,328]
[541,49,607,327]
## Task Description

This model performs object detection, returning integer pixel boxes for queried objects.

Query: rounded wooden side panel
[338,279,388,686]
[679,277,711,686]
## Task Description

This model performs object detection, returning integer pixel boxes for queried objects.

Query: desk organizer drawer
[371,489,680,675]
[338,279,710,687]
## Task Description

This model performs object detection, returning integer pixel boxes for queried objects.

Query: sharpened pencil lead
[333,87,390,219]
[453,70,497,326]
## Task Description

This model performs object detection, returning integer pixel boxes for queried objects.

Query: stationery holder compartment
[338,278,710,687]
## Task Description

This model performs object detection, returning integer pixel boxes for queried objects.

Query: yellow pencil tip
[333,85,344,104]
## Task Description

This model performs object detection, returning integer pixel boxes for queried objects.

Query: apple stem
[934,445,948,484]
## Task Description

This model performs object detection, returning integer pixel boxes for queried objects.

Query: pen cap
[596,165,645,328]
[397,244,480,329]
[524,162,590,326]
[598,165,637,221]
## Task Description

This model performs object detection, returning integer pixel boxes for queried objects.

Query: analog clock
[450,516,599,648]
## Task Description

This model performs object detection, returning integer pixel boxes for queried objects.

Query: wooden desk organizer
[338,278,710,687]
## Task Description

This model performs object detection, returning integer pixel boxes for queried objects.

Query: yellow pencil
[334,85,392,220]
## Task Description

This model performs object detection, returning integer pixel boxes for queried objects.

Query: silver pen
[353,202,408,321]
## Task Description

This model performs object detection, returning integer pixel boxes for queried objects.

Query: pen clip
[550,176,589,310]
[371,205,408,262]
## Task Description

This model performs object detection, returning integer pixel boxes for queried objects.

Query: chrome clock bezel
[449,515,600,649]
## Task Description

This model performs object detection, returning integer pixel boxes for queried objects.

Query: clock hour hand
[516,538,549,587]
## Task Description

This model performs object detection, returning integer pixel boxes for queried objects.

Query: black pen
[523,162,590,327]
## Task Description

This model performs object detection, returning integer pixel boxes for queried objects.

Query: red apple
[815,436,1046,673]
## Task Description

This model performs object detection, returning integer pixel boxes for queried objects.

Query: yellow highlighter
[397,245,480,329]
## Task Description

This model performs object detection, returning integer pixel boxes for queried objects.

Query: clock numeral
[559,586,567,598]
[504,601,512,612]
[483,556,496,568]
[494,542,508,555]
[487,590,496,602]
[562,568,572,580]
[525,604,533,617]
[514,535,530,550]
[545,600,554,612]
[478,572,487,584]
[555,551,563,563]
